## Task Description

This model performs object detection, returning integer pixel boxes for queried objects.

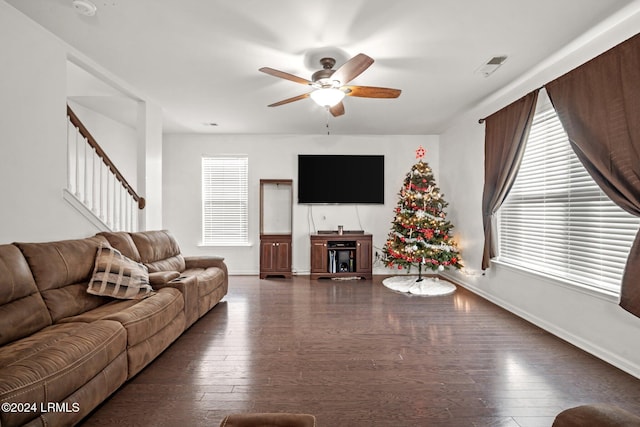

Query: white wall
[0,3,100,243]
[137,101,164,230]
[439,5,640,377]
[0,2,161,242]
[163,134,439,275]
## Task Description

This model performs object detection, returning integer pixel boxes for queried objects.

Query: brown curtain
[481,90,539,270]
[545,32,640,317]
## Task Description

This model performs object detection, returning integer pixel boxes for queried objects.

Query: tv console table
[310,232,372,280]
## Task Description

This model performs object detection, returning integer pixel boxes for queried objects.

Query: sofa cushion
[0,244,52,346]
[182,267,226,297]
[16,236,110,322]
[60,287,184,347]
[87,245,154,300]
[0,320,126,427]
[23,351,128,427]
[102,287,183,346]
[130,230,186,273]
[58,288,185,379]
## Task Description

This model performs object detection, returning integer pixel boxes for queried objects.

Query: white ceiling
[6,0,638,135]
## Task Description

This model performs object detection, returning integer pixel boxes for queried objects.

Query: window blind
[202,156,249,245]
[498,106,640,293]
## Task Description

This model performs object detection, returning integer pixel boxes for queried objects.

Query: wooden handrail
[67,105,146,209]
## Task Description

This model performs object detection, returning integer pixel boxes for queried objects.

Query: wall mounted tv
[297,154,384,204]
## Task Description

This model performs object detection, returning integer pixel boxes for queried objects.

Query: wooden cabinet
[310,240,328,272]
[260,179,293,279]
[309,233,372,280]
[260,235,292,279]
[356,238,372,274]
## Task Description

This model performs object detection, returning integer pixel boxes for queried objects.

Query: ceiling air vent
[475,55,508,77]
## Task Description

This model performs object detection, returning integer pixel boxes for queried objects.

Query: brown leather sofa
[98,230,228,329]
[553,403,640,426]
[0,230,227,427]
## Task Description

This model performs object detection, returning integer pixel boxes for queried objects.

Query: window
[498,93,640,294]
[202,156,249,246]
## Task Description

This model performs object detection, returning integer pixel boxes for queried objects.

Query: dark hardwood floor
[80,275,640,427]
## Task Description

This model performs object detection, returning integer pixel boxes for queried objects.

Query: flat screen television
[297,154,384,204]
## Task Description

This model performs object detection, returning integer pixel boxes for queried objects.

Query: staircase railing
[66,105,145,231]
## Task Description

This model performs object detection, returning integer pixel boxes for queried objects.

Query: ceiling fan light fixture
[72,0,97,16]
[310,88,345,107]
[260,52,399,117]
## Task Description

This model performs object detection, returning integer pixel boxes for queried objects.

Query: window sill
[198,242,253,248]
[491,259,620,304]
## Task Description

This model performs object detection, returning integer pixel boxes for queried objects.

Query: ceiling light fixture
[310,88,345,107]
[72,0,97,16]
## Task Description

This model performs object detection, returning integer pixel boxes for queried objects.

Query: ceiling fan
[259,53,401,117]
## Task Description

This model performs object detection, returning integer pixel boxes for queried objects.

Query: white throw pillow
[87,244,154,300]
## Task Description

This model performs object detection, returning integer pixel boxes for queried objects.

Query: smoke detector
[475,55,508,77]
[72,0,97,16]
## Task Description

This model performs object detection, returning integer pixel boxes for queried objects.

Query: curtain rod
[478,86,543,124]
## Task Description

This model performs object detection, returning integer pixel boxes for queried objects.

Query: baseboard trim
[441,271,640,379]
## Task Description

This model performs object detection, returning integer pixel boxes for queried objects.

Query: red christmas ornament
[416,145,426,159]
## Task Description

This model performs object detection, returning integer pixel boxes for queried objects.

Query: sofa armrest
[143,273,199,328]
[149,271,181,287]
[184,256,226,270]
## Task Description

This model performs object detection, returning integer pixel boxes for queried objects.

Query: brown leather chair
[220,413,316,427]
[553,404,640,426]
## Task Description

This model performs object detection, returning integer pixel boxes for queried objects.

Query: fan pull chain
[325,107,331,135]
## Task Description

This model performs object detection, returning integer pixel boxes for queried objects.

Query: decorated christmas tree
[382,146,462,281]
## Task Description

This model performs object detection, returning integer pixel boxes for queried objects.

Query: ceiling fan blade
[331,53,374,85]
[329,102,345,117]
[259,67,312,85]
[267,93,311,107]
[343,85,402,98]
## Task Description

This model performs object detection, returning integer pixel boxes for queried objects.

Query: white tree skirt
[382,276,456,296]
